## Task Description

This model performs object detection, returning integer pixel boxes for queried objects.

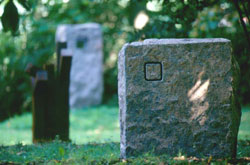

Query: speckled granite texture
[118,39,241,159]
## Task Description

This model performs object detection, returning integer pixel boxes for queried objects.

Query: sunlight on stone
[134,11,149,30]
[190,102,209,125]
[188,71,204,97]
[188,71,210,102]
[188,71,210,125]
[189,79,210,102]
[188,79,201,97]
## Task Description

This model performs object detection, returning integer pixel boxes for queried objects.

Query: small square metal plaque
[144,62,162,81]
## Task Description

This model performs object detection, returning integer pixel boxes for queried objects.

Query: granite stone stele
[56,23,103,109]
[118,38,241,159]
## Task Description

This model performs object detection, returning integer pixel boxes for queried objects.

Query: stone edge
[118,43,130,159]
[128,38,230,46]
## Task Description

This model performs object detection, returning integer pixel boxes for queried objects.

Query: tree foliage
[0,0,31,35]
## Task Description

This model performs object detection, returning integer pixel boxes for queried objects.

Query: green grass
[0,105,249,164]
[0,112,31,145]
[70,106,120,144]
[0,141,249,164]
[0,142,121,164]
[238,107,250,140]
[0,105,120,145]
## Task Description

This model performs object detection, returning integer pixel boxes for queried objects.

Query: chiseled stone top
[129,38,230,46]
[118,38,241,159]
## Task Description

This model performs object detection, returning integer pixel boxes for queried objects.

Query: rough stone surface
[56,23,103,109]
[118,39,241,159]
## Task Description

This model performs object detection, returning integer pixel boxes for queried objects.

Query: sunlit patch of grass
[0,141,120,164]
[238,107,250,140]
[0,113,32,145]
[70,105,120,144]
[0,105,119,145]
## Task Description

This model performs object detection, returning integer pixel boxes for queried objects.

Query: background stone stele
[56,23,103,109]
[118,39,241,158]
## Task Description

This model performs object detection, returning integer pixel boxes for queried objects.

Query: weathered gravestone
[118,39,241,158]
[56,23,103,109]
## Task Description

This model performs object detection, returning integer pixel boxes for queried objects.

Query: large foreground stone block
[118,39,241,158]
[56,23,103,109]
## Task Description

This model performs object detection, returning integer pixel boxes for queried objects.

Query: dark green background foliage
[0,0,249,121]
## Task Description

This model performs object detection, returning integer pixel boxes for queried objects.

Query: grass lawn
[238,107,250,140]
[0,105,120,145]
[0,105,249,164]
[0,141,249,164]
